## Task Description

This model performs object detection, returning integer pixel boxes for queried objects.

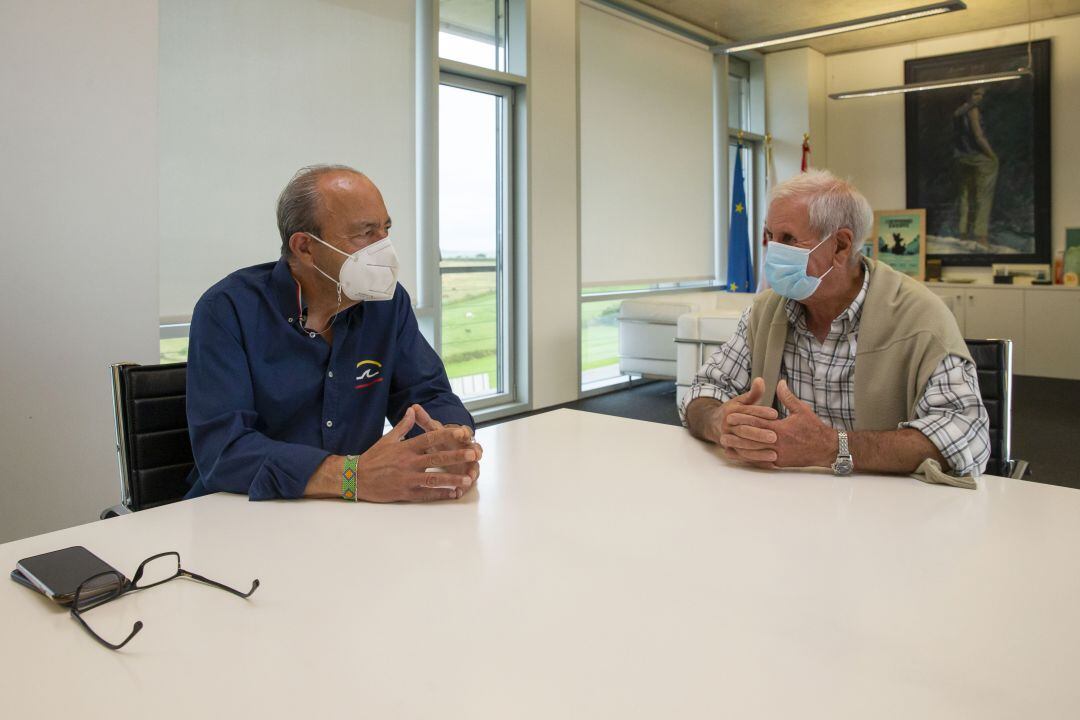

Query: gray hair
[277,164,362,256]
[767,169,873,254]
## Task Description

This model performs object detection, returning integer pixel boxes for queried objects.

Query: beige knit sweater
[745,258,978,487]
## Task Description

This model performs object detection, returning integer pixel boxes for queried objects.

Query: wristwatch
[831,431,854,476]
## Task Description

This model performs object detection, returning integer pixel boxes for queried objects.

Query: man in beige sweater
[681,170,990,484]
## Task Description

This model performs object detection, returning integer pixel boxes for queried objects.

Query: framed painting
[872,209,926,280]
[905,40,1051,266]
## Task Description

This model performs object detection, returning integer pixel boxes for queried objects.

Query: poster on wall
[873,209,926,280]
[904,40,1051,266]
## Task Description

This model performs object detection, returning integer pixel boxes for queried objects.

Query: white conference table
[2,409,1079,718]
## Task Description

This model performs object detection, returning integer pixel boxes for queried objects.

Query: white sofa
[674,294,756,406]
[618,292,755,383]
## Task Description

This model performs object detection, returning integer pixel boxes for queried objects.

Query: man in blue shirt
[184,164,479,502]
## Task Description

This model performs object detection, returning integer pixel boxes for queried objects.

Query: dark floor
[495,378,1080,490]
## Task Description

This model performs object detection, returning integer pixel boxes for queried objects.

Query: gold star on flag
[735,203,744,214]
[730,282,739,291]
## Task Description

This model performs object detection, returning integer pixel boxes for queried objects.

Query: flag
[727,145,755,293]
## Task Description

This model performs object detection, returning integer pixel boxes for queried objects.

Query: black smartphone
[14,546,124,605]
[10,568,36,592]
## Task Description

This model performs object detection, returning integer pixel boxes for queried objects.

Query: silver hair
[767,169,873,255]
[277,164,362,256]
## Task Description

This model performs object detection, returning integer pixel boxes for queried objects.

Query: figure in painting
[952,87,998,250]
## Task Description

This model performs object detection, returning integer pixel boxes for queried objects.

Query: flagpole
[759,133,773,290]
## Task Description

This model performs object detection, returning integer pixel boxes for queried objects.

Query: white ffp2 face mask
[308,234,400,302]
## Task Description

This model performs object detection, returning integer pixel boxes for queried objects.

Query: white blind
[579,3,715,286]
[159,0,417,319]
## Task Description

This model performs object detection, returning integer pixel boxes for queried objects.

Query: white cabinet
[928,286,1026,374]
[930,287,966,333]
[1024,291,1080,380]
[926,284,1080,380]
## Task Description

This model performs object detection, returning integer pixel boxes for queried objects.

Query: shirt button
[288,317,294,323]
[326,420,333,428]
[328,370,334,378]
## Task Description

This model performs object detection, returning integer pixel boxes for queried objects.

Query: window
[728,57,751,132]
[576,17,766,394]
[580,299,623,388]
[578,4,718,393]
[159,327,189,364]
[580,278,721,392]
[438,77,513,404]
[729,57,763,288]
[434,0,520,411]
[578,4,715,289]
[439,0,507,71]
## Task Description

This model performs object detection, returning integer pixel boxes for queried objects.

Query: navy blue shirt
[184,258,474,500]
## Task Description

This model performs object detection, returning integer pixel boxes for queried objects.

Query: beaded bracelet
[342,455,359,501]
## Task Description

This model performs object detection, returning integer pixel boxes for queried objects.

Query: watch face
[833,457,854,476]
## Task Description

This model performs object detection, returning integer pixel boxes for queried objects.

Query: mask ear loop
[297,233,343,337]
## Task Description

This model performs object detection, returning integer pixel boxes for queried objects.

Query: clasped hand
[710,377,836,469]
[353,404,483,502]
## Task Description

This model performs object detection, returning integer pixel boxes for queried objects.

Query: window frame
[420,0,528,422]
[438,0,510,73]
[436,72,517,411]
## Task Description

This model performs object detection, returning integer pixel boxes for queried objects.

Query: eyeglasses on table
[70,551,259,650]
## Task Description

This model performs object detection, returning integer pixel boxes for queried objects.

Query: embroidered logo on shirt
[355,359,383,390]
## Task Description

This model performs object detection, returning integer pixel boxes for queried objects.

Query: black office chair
[965,339,1029,479]
[101,362,193,519]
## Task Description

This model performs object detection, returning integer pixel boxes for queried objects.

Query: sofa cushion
[698,313,742,343]
[620,321,680,361]
[710,292,757,313]
[618,299,694,324]
[676,306,749,387]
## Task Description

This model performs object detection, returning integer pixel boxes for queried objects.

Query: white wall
[0,1,160,543]
[807,49,828,172]
[765,47,829,183]
[826,16,1080,280]
[527,0,581,409]
[0,0,585,544]
[159,0,417,318]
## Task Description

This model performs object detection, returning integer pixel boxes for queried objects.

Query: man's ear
[833,227,855,265]
[289,232,316,263]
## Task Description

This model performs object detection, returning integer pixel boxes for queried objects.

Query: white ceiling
[636,0,1080,54]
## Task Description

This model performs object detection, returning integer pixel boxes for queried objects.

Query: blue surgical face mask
[764,234,834,301]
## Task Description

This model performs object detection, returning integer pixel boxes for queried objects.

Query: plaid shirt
[679,269,990,476]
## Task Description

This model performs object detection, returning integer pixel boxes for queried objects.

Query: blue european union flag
[727,146,755,293]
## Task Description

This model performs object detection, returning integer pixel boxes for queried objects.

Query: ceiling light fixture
[828,68,1031,100]
[714,1,967,54]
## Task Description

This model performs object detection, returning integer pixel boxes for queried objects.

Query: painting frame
[872,209,926,281]
[904,40,1051,267]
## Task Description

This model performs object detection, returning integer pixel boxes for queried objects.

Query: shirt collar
[271,254,359,333]
[783,257,870,335]
[271,256,303,322]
